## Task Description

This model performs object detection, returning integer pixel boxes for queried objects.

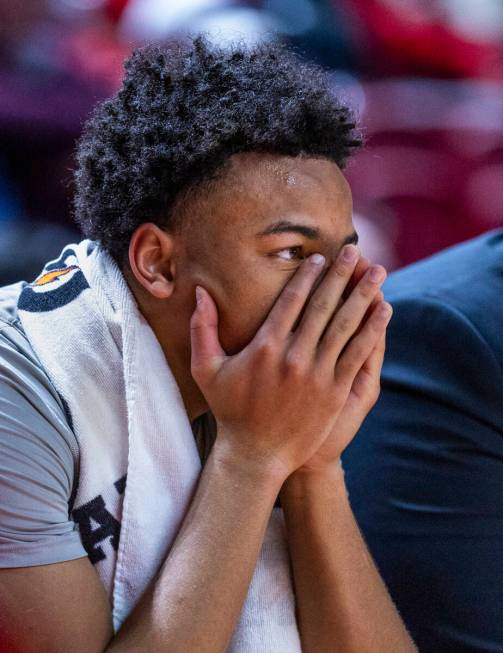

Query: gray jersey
[0,281,215,568]
[0,281,86,566]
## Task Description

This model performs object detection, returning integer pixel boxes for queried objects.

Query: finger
[362,289,385,326]
[292,245,360,353]
[324,258,378,331]
[318,264,387,365]
[350,331,387,403]
[367,331,386,378]
[350,288,385,340]
[190,285,226,383]
[333,302,392,387]
[255,253,326,341]
[342,255,371,300]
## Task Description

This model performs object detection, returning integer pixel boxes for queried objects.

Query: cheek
[216,275,284,355]
[185,241,293,354]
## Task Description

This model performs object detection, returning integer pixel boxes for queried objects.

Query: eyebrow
[255,220,359,247]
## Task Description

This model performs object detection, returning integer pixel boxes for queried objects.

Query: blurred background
[1,0,502,284]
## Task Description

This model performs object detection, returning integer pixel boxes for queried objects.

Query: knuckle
[342,362,359,383]
[189,319,204,332]
[332,314,351,335]
[310,296,332,314]
[370,315,386,334]
[368,386,381,407]
[351,342,367,362]
[282,287,302,306]
[333,359,355,385]
[357,283,376,300]
[284,349,307,375]
[333,264,348,279]
[254,334,276,359]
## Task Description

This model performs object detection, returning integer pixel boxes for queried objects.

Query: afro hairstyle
[73,35,361,265]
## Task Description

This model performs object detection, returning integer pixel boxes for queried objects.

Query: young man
[0,37,417,652]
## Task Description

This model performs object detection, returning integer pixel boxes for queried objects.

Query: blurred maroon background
[1,0,502,283]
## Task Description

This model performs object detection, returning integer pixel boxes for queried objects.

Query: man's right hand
[190,244,390,480]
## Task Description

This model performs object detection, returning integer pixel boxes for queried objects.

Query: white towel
[18,240,301,651]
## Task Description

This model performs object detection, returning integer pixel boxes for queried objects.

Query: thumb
[190,285,226,383]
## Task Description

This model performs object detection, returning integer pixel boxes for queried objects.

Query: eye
[275,246,305,261]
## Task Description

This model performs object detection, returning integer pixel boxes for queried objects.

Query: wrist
[280,461,348,502]
[210,437,287,494]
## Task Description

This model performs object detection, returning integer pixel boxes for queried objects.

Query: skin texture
[125,152,359,422]
[0,152,417,653]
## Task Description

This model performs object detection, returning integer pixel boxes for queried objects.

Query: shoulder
[0,282,78,445]
[0,281,26,334]
[385,228,503,301]
[0,281,35,363]
[383,229,503,367]
[0,283,85,567]
[378,233,503,428]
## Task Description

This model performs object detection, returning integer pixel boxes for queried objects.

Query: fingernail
[370,266,385,283]
[342,244,358,263]
[195,286,204,305]
[379,303,393,320]
[310,253,325,265]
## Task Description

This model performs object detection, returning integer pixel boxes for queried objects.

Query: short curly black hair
[73,35,361,265]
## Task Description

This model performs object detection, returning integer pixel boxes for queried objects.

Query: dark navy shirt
[343,229,503,653]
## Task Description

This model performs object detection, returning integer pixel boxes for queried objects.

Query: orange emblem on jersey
[34,265,78,286]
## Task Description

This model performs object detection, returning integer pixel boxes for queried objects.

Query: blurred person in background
[343,225,503,653]
[0,36,417,653]
[337,5,503,652]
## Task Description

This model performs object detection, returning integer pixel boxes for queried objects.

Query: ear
[128,223,177,299]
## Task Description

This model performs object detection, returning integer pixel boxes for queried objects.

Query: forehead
[224,153,351,224]
[236,152,347,187]
[181,152,353,248]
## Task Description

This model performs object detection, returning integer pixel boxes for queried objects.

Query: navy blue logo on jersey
[18,262,90,313]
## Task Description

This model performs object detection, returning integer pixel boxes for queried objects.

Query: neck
[161,344,209,422]
[123,269,209,423]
